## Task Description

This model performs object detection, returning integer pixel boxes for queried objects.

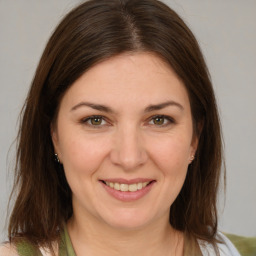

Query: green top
[15,227,256,256]
[58,225,76,256]
[16,225,76,256]
[225,233,256,256]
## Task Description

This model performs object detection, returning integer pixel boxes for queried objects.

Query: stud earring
[54,153,60,163]
[189,155,195,163]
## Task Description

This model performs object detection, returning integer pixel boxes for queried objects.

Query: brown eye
[148,115,174,127]
[81,115,107,127]
[153,116,165,125]
[90,117,103,125]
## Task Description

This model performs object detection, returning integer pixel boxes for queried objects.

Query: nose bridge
[110,122,147,170]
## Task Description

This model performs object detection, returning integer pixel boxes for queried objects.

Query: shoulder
[224,233,256,256]
[198,232,241,256]
[216,232,241,256]
[0,239,58,256]
[0,243,19,256]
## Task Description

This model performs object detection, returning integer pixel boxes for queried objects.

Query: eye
[148,115,174,127]
[81,115,108,127]
[90,116,104,125]
[152,116,165,125]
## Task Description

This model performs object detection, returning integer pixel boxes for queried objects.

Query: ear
[188,136,198,164]
[51,123,62,162]
[191,135,198,154]
[189,120,203,162]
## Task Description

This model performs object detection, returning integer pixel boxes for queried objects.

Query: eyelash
[80,115,109,128]
[80,115,175,128]
[148,115,175,127]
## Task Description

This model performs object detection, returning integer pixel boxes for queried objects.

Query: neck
[67,212,184,256]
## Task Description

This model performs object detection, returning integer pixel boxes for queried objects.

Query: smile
[103,181,151,192]
[100,179,155,202]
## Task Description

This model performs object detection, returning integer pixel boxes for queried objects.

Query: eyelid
[79,114,175,128]
[147,115,175,127]
[80,115,110,128]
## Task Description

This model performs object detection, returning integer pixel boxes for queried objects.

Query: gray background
[0,0,255,241]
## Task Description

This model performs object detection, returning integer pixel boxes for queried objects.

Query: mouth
[99,179,156,202]
[100,180,154,192]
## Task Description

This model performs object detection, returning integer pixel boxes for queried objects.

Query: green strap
[16,225,76,256]
[16,240,43,256]
[59,225,76,256]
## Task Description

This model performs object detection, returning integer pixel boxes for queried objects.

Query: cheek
[149,135,191,172]
[59,134,112,202]
[59,132,111,177]
[150,136,190,205]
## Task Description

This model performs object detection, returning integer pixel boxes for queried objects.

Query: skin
[52,52,198,256]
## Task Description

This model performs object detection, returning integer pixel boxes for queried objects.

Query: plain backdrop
[0,0,255,242]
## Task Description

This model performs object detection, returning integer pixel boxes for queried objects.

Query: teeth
[143,182,148,187]
[104,181,150,192]
[120,184,128,192]
[114,183,120,190]
[128,184,137,192]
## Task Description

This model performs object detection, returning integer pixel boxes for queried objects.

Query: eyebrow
[70,100,184,113]
[71,102,114,113]
[144,101,184,112]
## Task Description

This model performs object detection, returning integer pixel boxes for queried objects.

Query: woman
[0,0,241,255]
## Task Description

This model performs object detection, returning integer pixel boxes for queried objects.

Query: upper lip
[100,178,155,184]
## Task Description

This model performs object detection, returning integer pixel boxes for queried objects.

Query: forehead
[60,52,190,111]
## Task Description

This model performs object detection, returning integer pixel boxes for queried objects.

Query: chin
[99,208,160,231]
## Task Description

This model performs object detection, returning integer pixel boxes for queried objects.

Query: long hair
[9,0,224,250]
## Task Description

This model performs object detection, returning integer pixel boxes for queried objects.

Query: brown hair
[9,0,224,251]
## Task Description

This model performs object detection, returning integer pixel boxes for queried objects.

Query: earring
[189,155,195,163]
[54,153,60,163]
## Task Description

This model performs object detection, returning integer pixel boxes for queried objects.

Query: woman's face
[52,52,198,230]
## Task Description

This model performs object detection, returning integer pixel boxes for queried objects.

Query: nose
[110,125,148,171]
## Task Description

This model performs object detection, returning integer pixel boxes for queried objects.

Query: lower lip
[101,181,155,202]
